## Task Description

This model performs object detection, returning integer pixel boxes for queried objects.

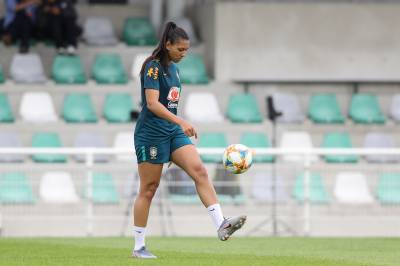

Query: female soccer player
[132,22,246,259]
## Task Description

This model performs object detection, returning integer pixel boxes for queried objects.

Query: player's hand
[179,120,197,139]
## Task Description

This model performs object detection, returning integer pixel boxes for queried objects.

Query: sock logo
[135,230,143,234]
[209,208,215,211]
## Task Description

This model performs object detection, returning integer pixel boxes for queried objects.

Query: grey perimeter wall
[214,1,400,82]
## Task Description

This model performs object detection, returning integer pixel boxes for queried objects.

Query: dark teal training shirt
[134,59,182,143]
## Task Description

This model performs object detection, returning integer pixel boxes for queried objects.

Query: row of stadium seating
[1,90,399,124]
[0,52,209,85]
[0,92,134,123]
[0,131,398,164]
[1,170,399,204]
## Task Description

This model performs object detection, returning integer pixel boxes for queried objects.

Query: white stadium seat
[272,92,305,123]
[363,132,399,163]
[280,131,318,162]
[19,92,58,123]
[83,16,118,46]
[334,172,373,204]
[10,53,47,83]
[40,172,79,203]
[390,94,400,122]
[113,132,135,162]
[184,92,224,122]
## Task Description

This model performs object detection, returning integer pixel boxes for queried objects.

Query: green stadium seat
[177,54,209,84]
[0,93,14,122]
[0,172,34,204]
[198,133,227,163]
[103,93,134,123]
[52,55,87,84]
[349,93,385,124]
[377,173,400,204]
[0,64,4,83]
[308,93,344,124]
[90,173,119,204]
[293,172,329,203]
[31,132,66,163]
[122,17,157,46]
[322,132,358,163]
[92,54,128,84]
[227,93,263,123]
[240,132,274,163]
[63,93,97,123]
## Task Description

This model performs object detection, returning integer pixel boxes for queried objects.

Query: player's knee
[192,164,208,182]
[141,182,159,200]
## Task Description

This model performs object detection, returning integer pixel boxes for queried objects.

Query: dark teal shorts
[135,129,193,164]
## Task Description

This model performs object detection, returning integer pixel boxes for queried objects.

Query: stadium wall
[214,1,400,82]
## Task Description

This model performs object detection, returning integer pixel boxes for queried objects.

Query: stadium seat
[280,131,318,162]
[0,172,34,204]
[184,92,224,123]
[227,93,263,123]
[113,132,135,162]
[389,94,400,122]
[83,16,118,46]
[198,132,227,163]
[363,132,399,163]
[131,53,149,81]
[376,173,400,204]
[349,93,385,124]
[10,53,47,83]
[0,93,14,122]
[63,93,97,123]
[240,132,275,163]
[85,173,119,204]
[293,172,329,203]
[322,132,358,163]
[31,132,66,163]
[308,93,344,123]
[214,166,246,204]
[52,55,87,84]
[19,92,58,123]
[334,172,373,204]
[92,54,128,84]
[122,17,157,46]
[0,133,24,162]
[177,54,209,84]
[73,132,109,163]
[251,172,288,203]
[271,92,305,123]
[103,93,134,123]
[39,171,79,203]
[165,168,199,204]
[174,17,199,45]
[0,64,4,83]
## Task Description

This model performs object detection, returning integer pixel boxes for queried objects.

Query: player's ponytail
[140,21,189,77]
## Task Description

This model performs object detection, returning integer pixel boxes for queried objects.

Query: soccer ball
[222,144,253,174]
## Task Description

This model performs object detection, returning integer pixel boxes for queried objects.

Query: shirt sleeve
[143,60,160,90]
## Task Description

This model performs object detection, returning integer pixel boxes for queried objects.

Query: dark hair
[140,21,189,77]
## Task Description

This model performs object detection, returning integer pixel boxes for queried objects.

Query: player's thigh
[138,162,163,189]
[171,144,206,180]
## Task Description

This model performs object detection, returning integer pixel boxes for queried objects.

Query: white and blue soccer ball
[222,144,253,174]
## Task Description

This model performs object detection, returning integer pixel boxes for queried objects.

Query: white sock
[133,226,146,250]
[207,203,224,230]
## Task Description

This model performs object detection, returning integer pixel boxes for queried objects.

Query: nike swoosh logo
[135,231,142,234]
[209,208,215,211]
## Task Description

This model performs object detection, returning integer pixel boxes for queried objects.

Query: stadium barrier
[0,147,399,237]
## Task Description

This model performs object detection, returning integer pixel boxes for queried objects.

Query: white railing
[0,147,400,237]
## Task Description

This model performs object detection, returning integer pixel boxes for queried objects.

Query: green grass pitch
[0,237,399,266]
